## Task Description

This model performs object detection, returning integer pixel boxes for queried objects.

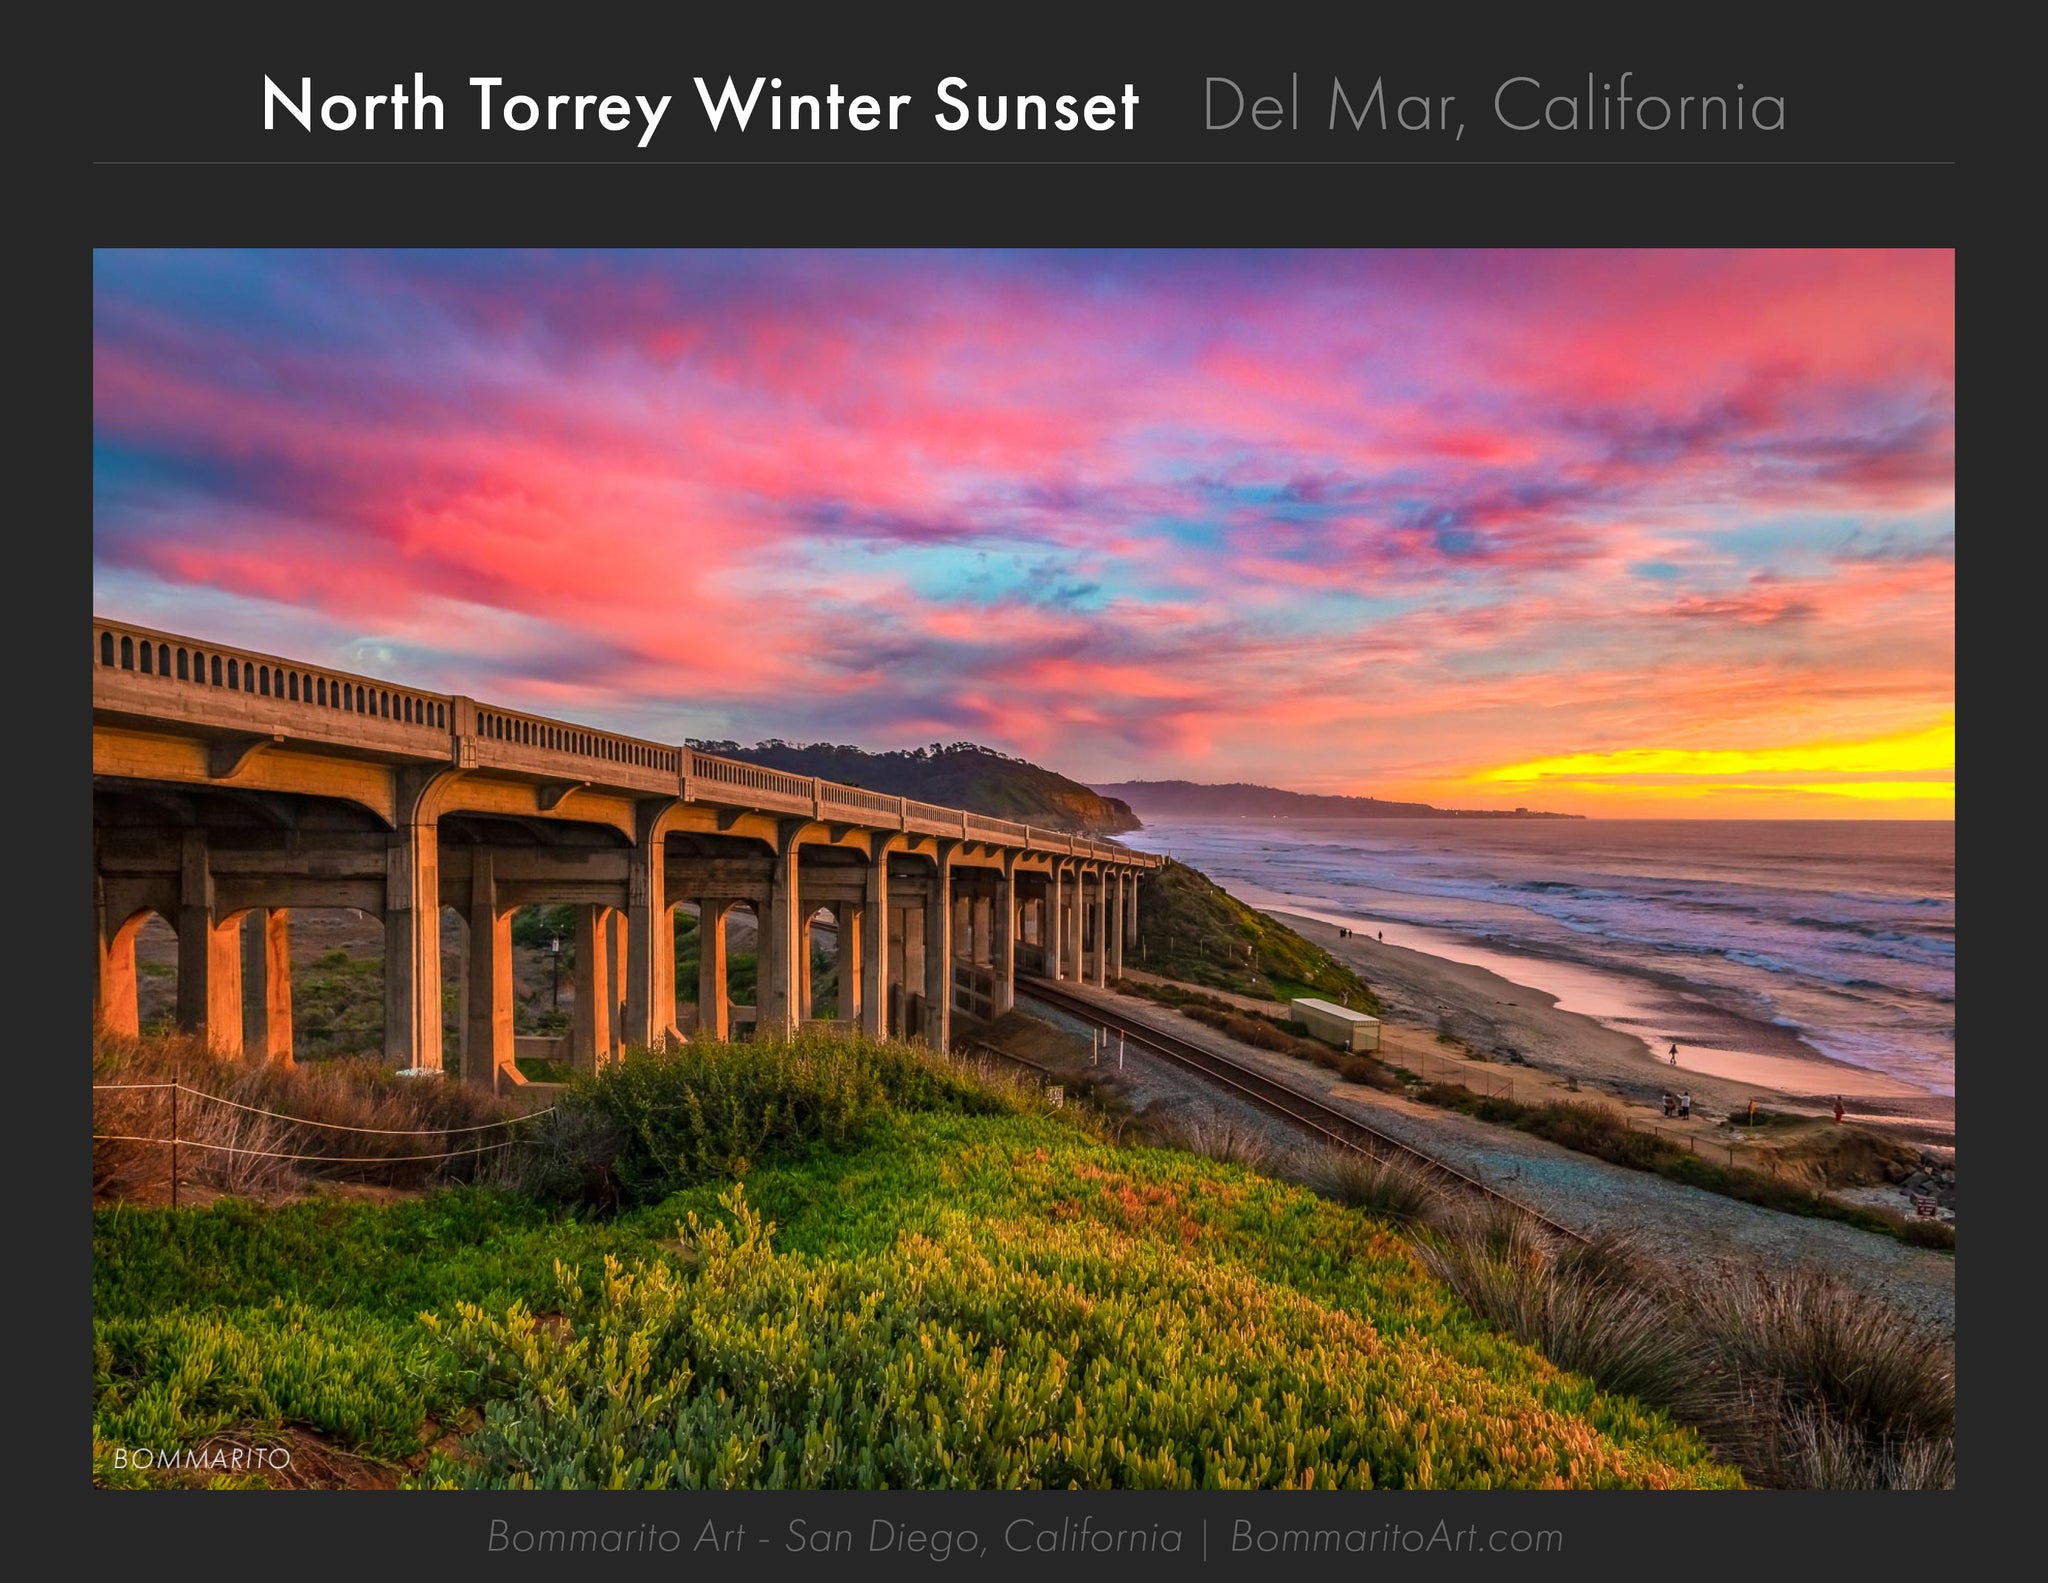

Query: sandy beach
[1270,910,1956,1151]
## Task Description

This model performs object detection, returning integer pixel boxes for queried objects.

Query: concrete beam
[382,772,446,1072]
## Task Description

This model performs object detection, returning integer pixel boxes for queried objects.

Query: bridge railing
[685,749,818,814]
[94,618,452,753]
[94,617,1160,867]
[818,780,907,823]
[462,700,681,792]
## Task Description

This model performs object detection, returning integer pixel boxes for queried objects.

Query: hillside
[1137,858,1378,1007]
[93,1034,1732,1490]
[1096,779,1583,820]
[694,739,1141,835]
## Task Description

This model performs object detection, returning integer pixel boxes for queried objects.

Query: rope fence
[91,1081,555,1203]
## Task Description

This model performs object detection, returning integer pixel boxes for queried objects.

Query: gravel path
[1026,985,1956,1334]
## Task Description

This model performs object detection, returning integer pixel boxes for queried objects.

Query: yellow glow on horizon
[1448,717,1954,816]
[1473,718,1953,786]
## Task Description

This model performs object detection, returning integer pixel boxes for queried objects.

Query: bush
[1416,1218,1709,1415]
[1408,1204,1954,1489]
[502,1032,1013,1211]
[1301,1148,1438,1222]
[94,1032,532,1197]
[1685,1267,1954,1487]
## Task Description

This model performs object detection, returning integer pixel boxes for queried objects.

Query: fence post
[169,1065,180,1209]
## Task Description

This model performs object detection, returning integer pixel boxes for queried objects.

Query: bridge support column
[993,857,1016,1016]
[383,794,443,1072]
[246,908,294,1065]
[835,902,862,1025]
[1092,871,1110,987]
[573,904,613,1071]
[610,907,630,1061]
[759,823,806,1041]
[1045,870,1062,981]
[625,808,676,1049]
[97,881,140,1040]
[1125,872,1140,948]
[798,911,815,1023]
[697,900,732,1040]
[175,830,243,1056]
[923,842,956,1051]
[860,849,889,1040]
[1059,867,1079,980]
[465,854,514,1089]
[1108,873,1124,982]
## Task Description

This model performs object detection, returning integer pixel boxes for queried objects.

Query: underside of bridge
[92,618,1151,1086]
[93,768,1143,1088]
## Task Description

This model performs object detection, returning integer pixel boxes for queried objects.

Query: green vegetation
[1413,1083,1954,1251]
[93,1033,1733,1490]
[1133,859,1377,1007]
[294,947,384,1059]
[1416,1213,1953,1489]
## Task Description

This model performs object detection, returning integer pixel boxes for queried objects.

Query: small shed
[1289,997,1383,1053]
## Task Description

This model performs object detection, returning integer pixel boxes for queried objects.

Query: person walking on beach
[1668,1041,1679,1065]
[1663,1092,1676,1117]
[1678,1091,1692,1119]
[1833,1095,1846,1124]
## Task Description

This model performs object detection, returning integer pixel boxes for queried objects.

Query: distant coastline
[1094,779,1583,821]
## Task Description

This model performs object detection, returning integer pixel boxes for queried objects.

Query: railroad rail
[1018,976,1588,1243]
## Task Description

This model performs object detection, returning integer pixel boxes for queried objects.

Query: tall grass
[1414,1206,1954,1488]
[1300,1147,1437,1223]
[94,1032,531,1197]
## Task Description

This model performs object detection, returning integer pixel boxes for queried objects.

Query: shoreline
[1268,909,1956,1149]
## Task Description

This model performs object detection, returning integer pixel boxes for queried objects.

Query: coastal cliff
[1094,779,1583,820]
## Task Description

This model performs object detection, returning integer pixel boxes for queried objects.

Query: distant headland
[1092,779,1584,821]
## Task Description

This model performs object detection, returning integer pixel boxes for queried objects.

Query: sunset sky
[91,249,1954,817]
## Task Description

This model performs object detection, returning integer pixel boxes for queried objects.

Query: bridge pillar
[993,856,1016,1016]
[1125,872,1140,948]
[610,906,629,1061]
[1092,870,1110,987]
[465,854,515,1089]
[860,848,889,1040]
[1073,864,1089,974]
[697,900,732,1040]
[758,822,806,1041]
[383,788,443,1072]
[798,911,815,1022]
[96,876,141,1040]
[245,908,294,1065]
[1046,866,1064,981]
[923,841,956,1051]
[175,830,243,1056]
[572,903,614,1070]
[1108,872,1124,982]
[625,808,677,1049]
[834,901,862,1025]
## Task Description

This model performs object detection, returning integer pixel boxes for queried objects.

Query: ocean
[1118,819,1955,1100]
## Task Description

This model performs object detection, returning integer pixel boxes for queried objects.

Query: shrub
[1415,1218,1709,1415]
[1301,1148,1438,1223]
[502,1032,1013,1211]
[93,1032,530,1198]
[1684,1266,1953,1487]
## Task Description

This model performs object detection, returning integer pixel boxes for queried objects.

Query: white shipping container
[1289,997,1383,1053]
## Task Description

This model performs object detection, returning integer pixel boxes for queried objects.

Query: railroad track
[1017,976,1588,1243]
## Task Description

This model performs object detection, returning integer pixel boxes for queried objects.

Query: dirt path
[1029,981,1956,1334]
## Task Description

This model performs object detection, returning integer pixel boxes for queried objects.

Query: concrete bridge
[92,617,1159,1084]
